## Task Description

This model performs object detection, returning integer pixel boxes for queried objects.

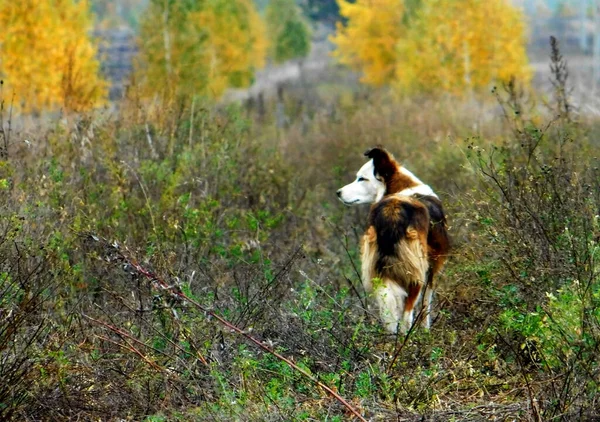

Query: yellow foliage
[0,0,106,113]
[331,0,405,86]
[193,0,267,96]
[137,0,266,102]
[331,0,530,95]
[395,0,530,95]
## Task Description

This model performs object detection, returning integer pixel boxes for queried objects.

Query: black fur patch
[414,195,450,252]
[415,195,445,227]
[368,197,429,276]
[364,146,396,182]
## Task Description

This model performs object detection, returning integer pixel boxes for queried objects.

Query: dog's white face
[337,159,386,205]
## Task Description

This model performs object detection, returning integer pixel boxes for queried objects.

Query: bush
[468,38,600,419]
[1,38,599,420]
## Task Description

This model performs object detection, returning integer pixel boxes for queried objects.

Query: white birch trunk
[163,0,172,77]
[593,0,600,92]
[463,39,472,96]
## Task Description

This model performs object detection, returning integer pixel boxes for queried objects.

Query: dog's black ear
[364,146,395,179]
[363,146,387,160]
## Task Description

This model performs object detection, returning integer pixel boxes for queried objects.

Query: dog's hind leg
[421,256,445,329]
[362,228,404,332]
[374,279,406,334]
[420,273,434,329]
[403,283,422,333]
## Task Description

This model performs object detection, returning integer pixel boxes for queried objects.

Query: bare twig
[96,333,164,372]
[144,122,159,159]
[84,233,367,421]
[323,217,369,312]
[121,161,158,239]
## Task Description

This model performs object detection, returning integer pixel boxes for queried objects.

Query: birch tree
[331,0,530,95]
[395,0,530,95]
[266,0,311,64]
[330,0,405,86]
[137,0,267,102]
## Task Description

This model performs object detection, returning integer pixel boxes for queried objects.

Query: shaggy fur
[337,147,450,333]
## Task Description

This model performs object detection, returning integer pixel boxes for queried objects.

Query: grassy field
[1,48,599,421]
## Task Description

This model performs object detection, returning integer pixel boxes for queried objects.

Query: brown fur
[368,147,450,287]
[418,195,450,290]
[361,226,378,294]
[367,196,429,288]
[404,284,422,315]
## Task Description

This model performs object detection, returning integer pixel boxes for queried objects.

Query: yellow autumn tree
[331,0,405,86]
[0,0,106,113]
[194,0,267,96]
[394,0,530,95]
[137,0,267,102]
[331,0,529,95]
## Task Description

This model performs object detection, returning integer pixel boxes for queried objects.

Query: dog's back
[368,196,430,288]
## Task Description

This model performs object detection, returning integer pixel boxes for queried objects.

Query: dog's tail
[368,196,430,286]
[415,194,451,289]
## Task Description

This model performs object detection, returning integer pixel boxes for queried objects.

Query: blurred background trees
[2,1,600,421]
[136,0,266,103]
[0,0,106,113]
[332,0,530,95]
[330,0,406,87]
[298,0,339,25]
[266,0,311,64]
[396,0,530,95]
[92,0,147,28]
[2,0,598,113]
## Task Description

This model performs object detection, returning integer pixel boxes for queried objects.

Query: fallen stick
[85,233,367,421]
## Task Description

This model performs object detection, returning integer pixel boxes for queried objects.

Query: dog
[337,147,450,334]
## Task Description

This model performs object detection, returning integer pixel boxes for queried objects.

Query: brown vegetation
[0,40,599,421]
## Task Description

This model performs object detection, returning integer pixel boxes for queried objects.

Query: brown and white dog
[337,147,450,334]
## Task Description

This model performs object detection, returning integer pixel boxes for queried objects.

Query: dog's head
[336,147,397,206]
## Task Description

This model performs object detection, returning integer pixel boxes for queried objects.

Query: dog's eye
[357,177,367,182]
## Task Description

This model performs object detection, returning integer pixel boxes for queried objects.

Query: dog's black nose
[336,190,342,198]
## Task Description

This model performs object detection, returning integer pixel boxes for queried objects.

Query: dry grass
[0,47,599,421]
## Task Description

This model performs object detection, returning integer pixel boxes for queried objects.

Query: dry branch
[83,232,367,422]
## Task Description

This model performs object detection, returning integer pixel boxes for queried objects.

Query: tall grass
[0,41,599,420]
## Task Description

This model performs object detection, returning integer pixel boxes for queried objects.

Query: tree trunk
[593,0,600,91]
[463,39,472,96]
[163,0,172,77]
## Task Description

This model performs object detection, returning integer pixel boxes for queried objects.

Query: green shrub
[468,41,600,419]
